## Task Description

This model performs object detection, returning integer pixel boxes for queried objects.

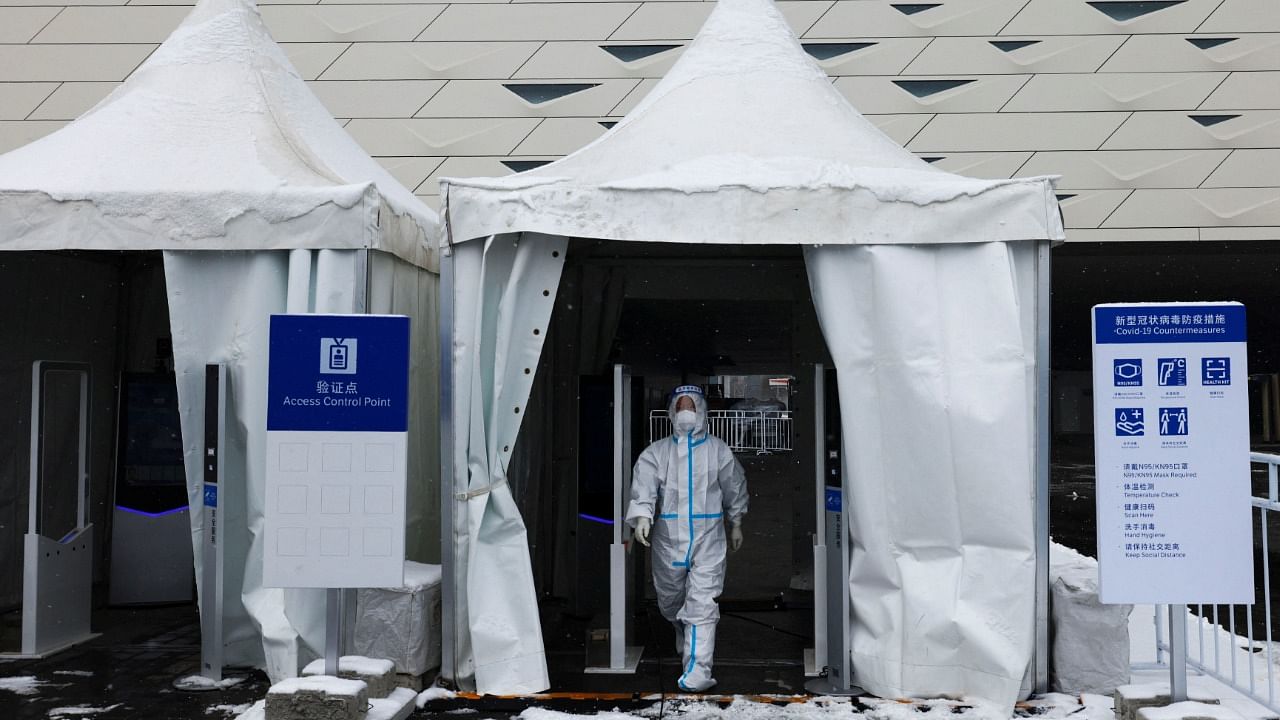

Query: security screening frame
[264,314,411,674]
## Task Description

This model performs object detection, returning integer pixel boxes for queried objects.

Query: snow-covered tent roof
[0,0,437,270]
[442,0,1063,247]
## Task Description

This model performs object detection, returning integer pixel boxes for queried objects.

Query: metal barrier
[1152,451,1280,713]
[648,410,793,454]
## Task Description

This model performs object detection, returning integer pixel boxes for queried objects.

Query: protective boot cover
[679,622,718,692]
[626,386,748,693]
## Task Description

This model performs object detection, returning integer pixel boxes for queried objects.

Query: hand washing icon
[1115,407,1144,437]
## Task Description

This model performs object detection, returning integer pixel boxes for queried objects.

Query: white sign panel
[1093,302,1252,604]
[264,315,409,589]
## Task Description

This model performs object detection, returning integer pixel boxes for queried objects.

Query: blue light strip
[578,513,614,526]
[115,504,190,518]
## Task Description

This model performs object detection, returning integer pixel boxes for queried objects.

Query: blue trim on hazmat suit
[625,385,748,692]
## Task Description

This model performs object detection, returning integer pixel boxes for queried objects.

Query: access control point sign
[264,314,410,589]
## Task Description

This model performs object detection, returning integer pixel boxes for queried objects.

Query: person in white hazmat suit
[626,385,748,692]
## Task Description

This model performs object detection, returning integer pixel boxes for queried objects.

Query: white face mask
[674,409,698,434]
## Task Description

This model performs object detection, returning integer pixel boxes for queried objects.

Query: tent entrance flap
[442,237,1049,705]
[805,241,1041,707]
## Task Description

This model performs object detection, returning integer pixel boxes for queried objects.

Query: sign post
[264,315,411,676]
[1092,302,1253,701]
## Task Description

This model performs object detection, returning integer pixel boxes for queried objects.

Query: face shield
[667,385,708,436]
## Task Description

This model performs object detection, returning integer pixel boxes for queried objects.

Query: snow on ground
[0,675,45,694]
[512,695,1094,720]
[1128,602,1280,720]
[417,683,458,707]
[301,655,395,677]
[205,703,252,717]
[173,674,246,691]
[45,703,122,717]
[52,671,95,678]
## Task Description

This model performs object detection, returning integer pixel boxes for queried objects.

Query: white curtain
[804,241,1037,709]
[166,248,437,682]
[449,232,565,694]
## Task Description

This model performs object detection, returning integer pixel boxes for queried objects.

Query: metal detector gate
[586,364,643,673]
[14,361,97,658]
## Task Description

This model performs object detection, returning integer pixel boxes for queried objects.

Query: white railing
[1153,451,1280,713]
[647,410,793,454]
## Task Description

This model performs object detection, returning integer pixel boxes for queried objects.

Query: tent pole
[1034,239,1052,694]
[438,246,457,686]
[354,248,369,314]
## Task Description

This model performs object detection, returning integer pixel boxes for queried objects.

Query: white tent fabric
[0,0,435,272]
[440,0,1062,706]
[0,0,439,682]
[166,249,438,680]
[806,242,1037,707]
[442,0,1059,249]
[448,233,565,694]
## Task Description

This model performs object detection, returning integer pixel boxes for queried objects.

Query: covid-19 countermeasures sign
[1092,302,1252,604]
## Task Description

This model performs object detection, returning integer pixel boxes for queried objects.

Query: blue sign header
[267,315,410,432]
[1094,304,1246,345]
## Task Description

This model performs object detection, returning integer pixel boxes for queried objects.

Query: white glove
[634,517,651,547]
[730,521,744,552]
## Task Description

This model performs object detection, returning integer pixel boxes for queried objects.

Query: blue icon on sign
[320,337,358,375]
[1114,359,1142,387]
[204,484,218,508]
[1115,408,1145,437]
[1202,357,1231,386]
[1159,407,1188,436]
[1157,358,1186,386]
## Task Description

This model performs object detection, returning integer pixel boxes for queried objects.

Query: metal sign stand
[1169,604,1188,701]
[326,589,342,676]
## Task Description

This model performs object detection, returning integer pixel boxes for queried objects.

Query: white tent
[0,0,439,681]
[440,0,1063,707]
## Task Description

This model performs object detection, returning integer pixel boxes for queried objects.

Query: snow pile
[598,155,1041,203]
[0,675,45,695]
[45,703,123,717]
[1050,542,1132,695]
[442,0,1061,250]
[416,684,456,708]
[0,0,436,264]
[401,560,443,591]
[301,656,395,677]
[367,687,418,720]
[508,694,1092,720]
[267,675,366,697]
[205,703,252,716]
[174,674,246,691]
[1138,701,1244,720]
[231,699,264,720]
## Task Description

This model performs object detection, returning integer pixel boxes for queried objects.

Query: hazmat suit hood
[667,385,709,437]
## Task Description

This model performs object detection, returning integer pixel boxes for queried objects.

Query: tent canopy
[0,0,437,269]
[442,0,1062,247]
[440,0,1058,707]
